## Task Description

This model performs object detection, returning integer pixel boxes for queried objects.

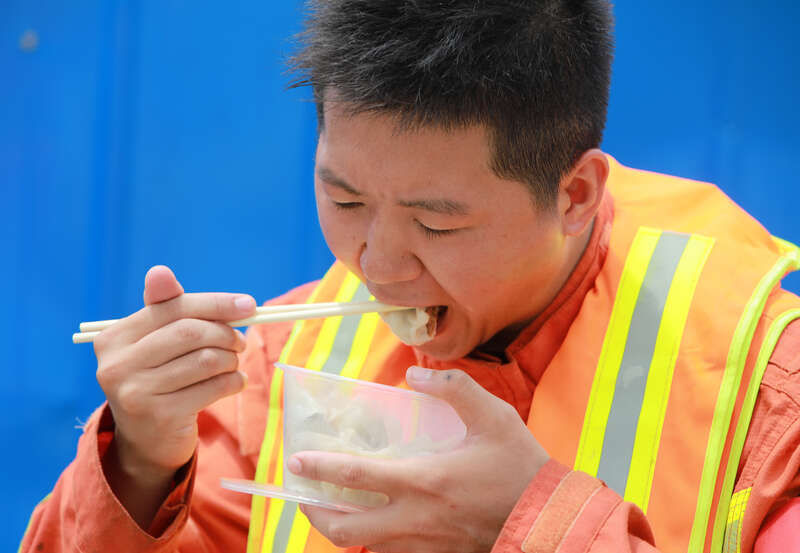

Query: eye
[332,201,363,210]
[416,220,458,239]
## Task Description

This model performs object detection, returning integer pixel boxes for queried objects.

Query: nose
[359,218,423,285]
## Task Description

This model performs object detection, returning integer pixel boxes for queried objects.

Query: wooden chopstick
[78,301,358,332]
[72,301,412,344]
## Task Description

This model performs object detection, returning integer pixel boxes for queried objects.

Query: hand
[94,265,256,526]
[288,366,550,553]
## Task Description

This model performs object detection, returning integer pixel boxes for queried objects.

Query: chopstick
[72,301,412,344]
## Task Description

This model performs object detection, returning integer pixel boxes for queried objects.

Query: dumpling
[379,306,441,345]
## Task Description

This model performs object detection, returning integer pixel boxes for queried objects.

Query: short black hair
[289,0,614,206]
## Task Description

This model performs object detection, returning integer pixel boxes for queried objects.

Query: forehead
[318,104,501,196]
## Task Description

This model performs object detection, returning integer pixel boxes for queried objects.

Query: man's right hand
[93,265,256,528]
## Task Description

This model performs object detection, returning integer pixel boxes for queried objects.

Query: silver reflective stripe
[596,232,691,494]
[271,281,371,552]
[321,283,372,374]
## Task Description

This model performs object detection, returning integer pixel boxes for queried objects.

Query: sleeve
[491,460,657,553]
[18,281,318,553]
[492,319,800,553]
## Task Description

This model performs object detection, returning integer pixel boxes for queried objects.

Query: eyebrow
[316,166,471,216]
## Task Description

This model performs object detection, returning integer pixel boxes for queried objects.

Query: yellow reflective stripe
[17,492,51,553]
[772,235,799,256]
[688,248,800,553]
[340,310,380,379]
[574,227,662,476]
[710,309,800,551]
[259,273,362,553]
[247,283,327,553]
[306,272,362,370]
[282,303,379,551]
[286,513,312,553]
[722,488,751,553]
[625,235,714,512]
[260,440,286,553]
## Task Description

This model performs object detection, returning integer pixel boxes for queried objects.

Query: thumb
[142,265,184,306]
[406,365,506,433]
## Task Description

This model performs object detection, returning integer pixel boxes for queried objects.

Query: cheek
[317,205,363,264]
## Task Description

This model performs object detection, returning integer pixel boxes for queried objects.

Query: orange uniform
[19,168,800,552]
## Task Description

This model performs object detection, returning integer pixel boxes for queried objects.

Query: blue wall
[3,1,798,548]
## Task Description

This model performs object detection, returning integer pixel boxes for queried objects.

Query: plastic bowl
[278,363,467,509]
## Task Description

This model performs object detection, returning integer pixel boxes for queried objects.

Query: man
[20,1,800,552]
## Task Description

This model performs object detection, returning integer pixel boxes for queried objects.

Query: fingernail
[235,295,255,312]
[287,456,302,475]
[408,365,434,381]
[239,371,249,389]
[235,329,247,343]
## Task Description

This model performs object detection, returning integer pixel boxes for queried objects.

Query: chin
[412,336,474,361]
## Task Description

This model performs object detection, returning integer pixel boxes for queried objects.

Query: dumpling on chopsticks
[379,306,442,345]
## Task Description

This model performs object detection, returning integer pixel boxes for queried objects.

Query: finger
[300,504,402,549]
[131,319,246,368]
[150,347,240,394]
[405,365,513,433]
[143,265,184,306]
[112,292,256,344]
[288,451,404,493]
[163,368,248,416]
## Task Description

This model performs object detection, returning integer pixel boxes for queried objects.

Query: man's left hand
[288,365,550,553]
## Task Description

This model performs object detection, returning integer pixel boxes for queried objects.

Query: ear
[557,149,609,236]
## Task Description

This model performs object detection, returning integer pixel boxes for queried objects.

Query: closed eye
[416,220,458,238]
[332,201,363,210]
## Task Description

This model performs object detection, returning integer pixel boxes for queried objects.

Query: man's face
[314,105,573,360]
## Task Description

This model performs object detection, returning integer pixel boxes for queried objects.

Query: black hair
[289,0,614,206]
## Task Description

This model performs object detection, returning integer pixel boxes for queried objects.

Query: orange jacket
[19,165,800,553]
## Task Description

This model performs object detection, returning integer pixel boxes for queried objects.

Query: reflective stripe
[247,280,328,553]
[722,488,751,553]
[257,276,363,553]
[280,292,381,552]
[691,247,800,553]
[271,282,371,552]
[597,232,691,495]
[305,273,363,372]
[575,228,713,513]
[625,234,714,511]
[320,283,372,374]
[708,308,800,552]
[772,235,799,256]
[574,227,662,477]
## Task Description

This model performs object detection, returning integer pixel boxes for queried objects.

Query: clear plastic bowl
[278,363,467,509]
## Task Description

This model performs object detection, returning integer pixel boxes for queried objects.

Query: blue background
[2,1,797,549]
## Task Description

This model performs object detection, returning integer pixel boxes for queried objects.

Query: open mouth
[425,305,448,338]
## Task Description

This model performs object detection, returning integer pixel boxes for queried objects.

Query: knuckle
[197,348,220,374]
[174,320,203,344]
[214,294,230,318]
[412,516,438,539]
[115,382,144,415]
[95,357,122,390]
[338,463,365,487]
[210,371,241,398]
[327,523,352,547]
